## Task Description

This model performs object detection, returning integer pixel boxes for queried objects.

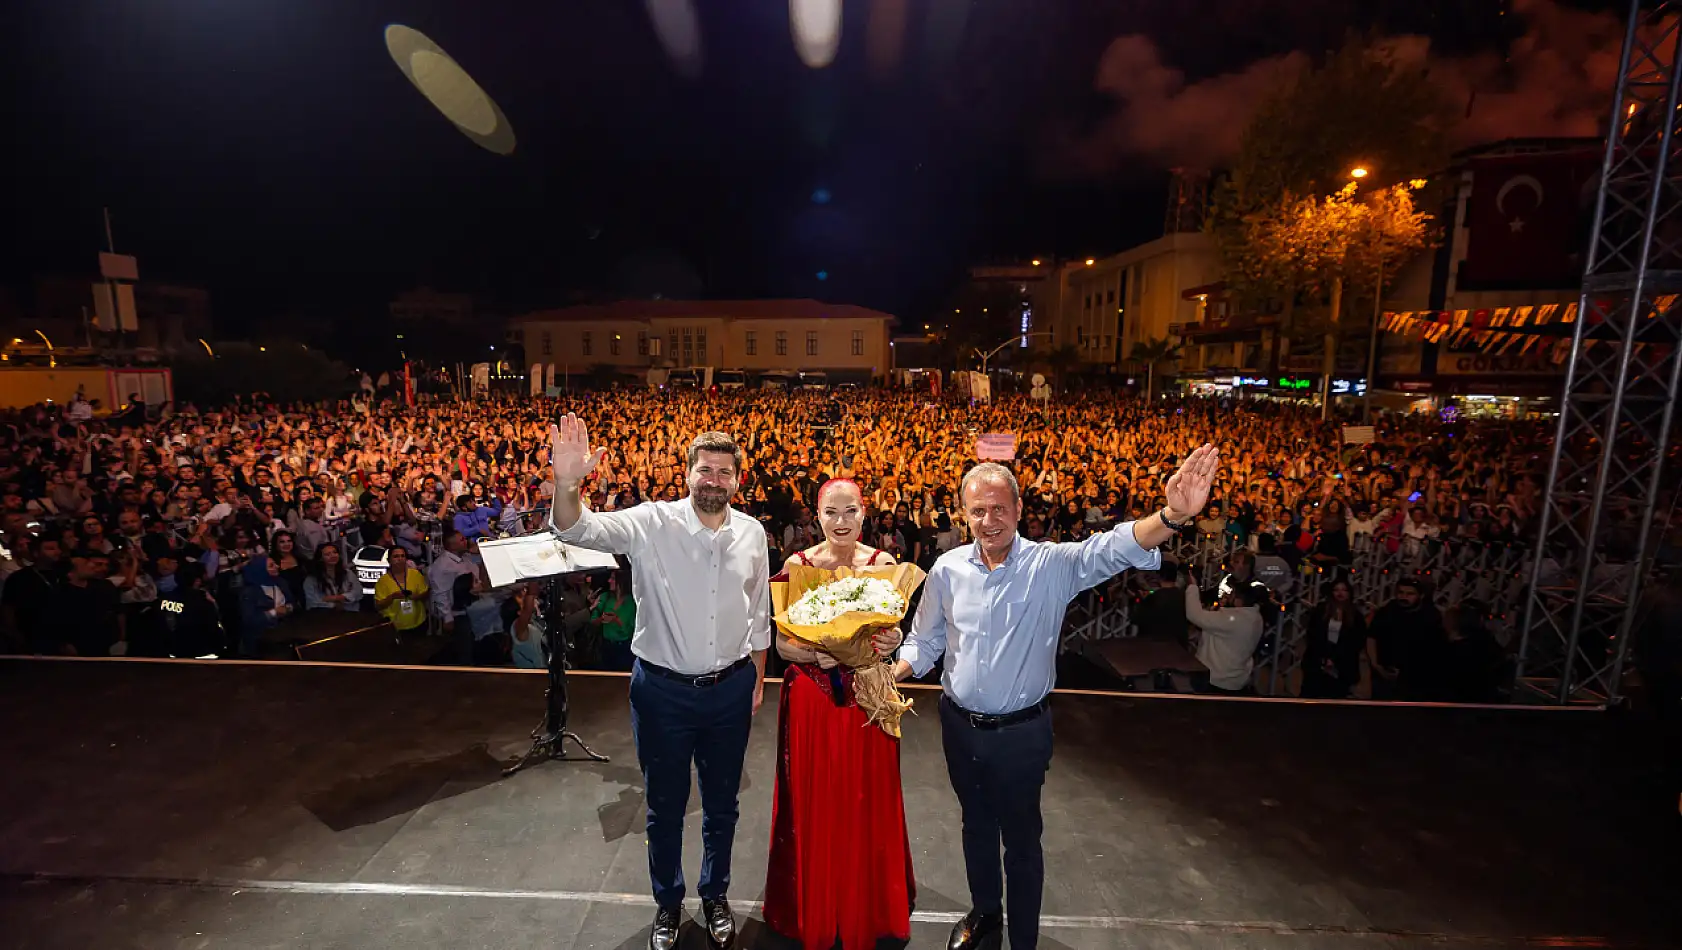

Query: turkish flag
[1459,150,1599,289]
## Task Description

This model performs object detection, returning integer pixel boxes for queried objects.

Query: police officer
[159,563,225,659]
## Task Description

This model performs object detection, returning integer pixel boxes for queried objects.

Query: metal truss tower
[1517,0,1682,704]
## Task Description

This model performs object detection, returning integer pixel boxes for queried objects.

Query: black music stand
[502,576,609,776]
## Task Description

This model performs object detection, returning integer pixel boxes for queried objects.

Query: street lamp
[1350,166,1369,179]
[973,332,1051,374]
[33,329,54,368]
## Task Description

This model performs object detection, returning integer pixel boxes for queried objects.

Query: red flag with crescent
[1459,150,1598,289]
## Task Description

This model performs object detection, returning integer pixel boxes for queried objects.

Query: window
[1084,294,1091,309]
[697,329,707,363]
[637,331,648,356]
[851,330,864,356]
[581,331,592,357]
[541,331,552,356]
[746,330,757,356]
[669,329,679,360]
[806,331,818,356]
[610,334,621,357]
[682,328,693,366]
[776,331,788,356]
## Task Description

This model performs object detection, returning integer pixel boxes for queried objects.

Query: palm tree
[1128,336,1182,400]
[1039,344,1083,390]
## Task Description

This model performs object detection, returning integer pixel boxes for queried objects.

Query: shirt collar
[680,499,734,538]
[966,532,1024,571]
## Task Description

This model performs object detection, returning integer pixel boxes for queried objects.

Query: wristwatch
[1158,508,1194,530]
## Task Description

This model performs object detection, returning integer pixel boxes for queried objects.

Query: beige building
[507,299,896,381]
[1033,232,1222,365]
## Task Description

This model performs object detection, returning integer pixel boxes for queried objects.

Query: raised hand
[549,412,606,487]
[1165,444,1220,521]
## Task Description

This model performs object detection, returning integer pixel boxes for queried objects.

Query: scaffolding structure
[1517,0,1682,704]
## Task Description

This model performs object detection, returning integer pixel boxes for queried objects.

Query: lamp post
[973,332,1051,374]
[1320,166,1370,422]
[1362,235,1384,423]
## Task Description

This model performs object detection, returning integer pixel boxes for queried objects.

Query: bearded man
[549,416,770,950]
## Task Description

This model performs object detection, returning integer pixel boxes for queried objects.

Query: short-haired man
[895,447,1218,950]
[549,414,770,950]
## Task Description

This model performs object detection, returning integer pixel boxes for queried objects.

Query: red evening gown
[765,555,915,950]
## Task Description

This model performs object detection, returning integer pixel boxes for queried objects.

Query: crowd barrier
[1061,532,1536,697]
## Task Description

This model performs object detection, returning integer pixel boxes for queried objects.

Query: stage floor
[1,660,1676,950]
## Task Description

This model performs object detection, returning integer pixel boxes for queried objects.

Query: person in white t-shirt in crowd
[1401,506,1439,554]
[1184,567,1266,696]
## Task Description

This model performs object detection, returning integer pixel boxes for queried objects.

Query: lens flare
[646,0,704,79]
[791,0,843,69]
[384,25,515,156]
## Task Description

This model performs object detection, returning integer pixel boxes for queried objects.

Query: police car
[353,544,391,596]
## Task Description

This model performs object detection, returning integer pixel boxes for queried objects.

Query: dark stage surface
[1,660,1677,949]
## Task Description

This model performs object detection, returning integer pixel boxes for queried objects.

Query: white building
[507,299,896,382]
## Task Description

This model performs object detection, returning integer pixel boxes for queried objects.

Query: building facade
[1033,232,1222,365]
[507,299,896,381]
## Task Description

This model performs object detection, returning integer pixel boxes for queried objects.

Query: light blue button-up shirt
[900,522,1161,715]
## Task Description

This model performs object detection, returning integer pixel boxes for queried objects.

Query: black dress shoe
[947,909,1003,950]
[700,897,736,947]
[649,905,683,950]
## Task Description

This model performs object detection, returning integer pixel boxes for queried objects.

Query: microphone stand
[502,575,609,776]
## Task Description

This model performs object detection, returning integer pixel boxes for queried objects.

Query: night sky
[3,1,1597,334]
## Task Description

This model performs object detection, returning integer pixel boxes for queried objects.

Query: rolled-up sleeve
[747,544,772,652]
[900,564,949,678]
[1056,519,1162,597]
[555,505,646,556]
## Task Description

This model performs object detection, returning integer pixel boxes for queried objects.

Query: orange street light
[1350,166,1369,180]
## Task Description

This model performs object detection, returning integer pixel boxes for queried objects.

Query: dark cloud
[1043,0,1632,178]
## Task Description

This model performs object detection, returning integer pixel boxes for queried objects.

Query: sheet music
[479,532,619,588]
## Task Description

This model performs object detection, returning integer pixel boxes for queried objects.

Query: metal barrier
[1059,531,1536,696]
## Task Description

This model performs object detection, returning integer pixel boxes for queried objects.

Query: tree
[1211,36,1452,370]
[173,342,352,405]
[1037,343,1084,389]
[1128,336,1182,401]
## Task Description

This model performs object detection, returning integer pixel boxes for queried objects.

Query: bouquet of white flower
[772,562,926,737]
[786,576,906,626]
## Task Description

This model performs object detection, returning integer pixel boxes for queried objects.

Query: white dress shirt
[556,499,771,675]
[428,550,479,620]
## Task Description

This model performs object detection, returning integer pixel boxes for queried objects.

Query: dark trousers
[629,658,755,910]
[940,696,1054,950]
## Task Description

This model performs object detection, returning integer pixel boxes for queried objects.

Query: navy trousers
[940,696,1054,950]
[629,658,755,910]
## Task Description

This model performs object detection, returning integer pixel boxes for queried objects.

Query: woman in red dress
[765,479,915,950]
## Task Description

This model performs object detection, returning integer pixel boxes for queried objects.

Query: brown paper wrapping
[772,562,927,737]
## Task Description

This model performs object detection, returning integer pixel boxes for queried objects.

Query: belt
[943,695,1050,730]
[640,656,752,688]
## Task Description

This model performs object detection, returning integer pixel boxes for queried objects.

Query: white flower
[786,576,905,626]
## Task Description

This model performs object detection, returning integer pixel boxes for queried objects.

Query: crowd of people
[0,383,1610,694]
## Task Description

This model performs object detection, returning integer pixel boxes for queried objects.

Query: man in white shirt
[427,530,479,662]
[549,415,769,950]
[1184,570,1266,694]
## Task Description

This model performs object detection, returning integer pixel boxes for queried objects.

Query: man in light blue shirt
[895,446,1218,950]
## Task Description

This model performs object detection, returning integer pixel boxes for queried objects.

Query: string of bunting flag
[1379,295,1677,361]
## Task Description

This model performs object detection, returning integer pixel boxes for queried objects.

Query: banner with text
[975,433,1017,460]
